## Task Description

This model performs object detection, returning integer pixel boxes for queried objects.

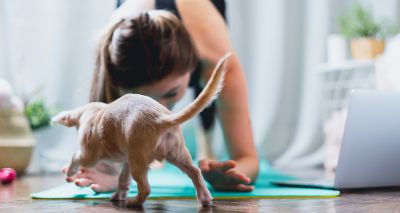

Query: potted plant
[339,3,397,59]
[25,98,54,131]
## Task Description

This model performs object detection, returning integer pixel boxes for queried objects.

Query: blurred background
[0,0,399,174]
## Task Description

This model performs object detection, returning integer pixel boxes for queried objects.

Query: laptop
[272,90,400,189]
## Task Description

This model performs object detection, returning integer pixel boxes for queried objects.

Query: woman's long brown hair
[89,11,198,103]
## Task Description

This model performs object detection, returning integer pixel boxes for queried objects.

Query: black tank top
[117,0,226,20]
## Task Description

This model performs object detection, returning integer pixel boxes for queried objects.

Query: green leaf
[339,3,381,38]
[24,98,55,131]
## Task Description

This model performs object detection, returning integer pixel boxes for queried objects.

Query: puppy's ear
[52,110,80,127]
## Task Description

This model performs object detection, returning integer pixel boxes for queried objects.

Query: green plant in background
[24,98,56,131]
[339,3,399,39]
[340,3,380,38]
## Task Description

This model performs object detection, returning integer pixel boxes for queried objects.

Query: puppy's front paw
[66,166,79,177]
[110,190,128,201]
[199,195,213,207]
[126,196,144,207]
[198,191,213,207]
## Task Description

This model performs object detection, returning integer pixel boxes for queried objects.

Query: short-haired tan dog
[52,53,231,207]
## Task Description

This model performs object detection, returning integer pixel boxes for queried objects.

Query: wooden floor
[2,174,400,213]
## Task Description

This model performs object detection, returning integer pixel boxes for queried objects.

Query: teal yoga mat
[31,161,340,199]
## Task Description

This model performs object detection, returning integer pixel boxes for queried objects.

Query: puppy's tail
[159,53,231,127]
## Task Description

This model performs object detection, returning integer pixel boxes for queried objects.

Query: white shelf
[317,60,375,73]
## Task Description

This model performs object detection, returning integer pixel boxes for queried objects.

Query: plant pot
[0,110,35,174]
[350,37,385,60]
[0,142,34,174]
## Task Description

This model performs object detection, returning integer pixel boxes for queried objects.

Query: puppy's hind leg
[126,161,151,207]
[110,163,131,201]
[166,137,212,206]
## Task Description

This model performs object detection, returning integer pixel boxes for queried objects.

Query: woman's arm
[177,0,259,191]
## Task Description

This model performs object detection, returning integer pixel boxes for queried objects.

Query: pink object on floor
[0,168,17,184]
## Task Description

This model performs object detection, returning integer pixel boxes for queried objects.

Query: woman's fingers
[199,159,211,172]
[66,176,75,182]
[234,184,254,192]
[225,169,251,184]
[90,183,113,193]
[64,167,91,183]
[214,183,254,192]
[209,160,236,172]
[200,159,237,174]
[61,161,120,193]
[74,178,93,187]
[65,171,81,183]
[90,184,102,192]
[199,159,255,192]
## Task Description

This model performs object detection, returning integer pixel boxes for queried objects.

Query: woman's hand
[199,159,254,192]
[62,160,121,193]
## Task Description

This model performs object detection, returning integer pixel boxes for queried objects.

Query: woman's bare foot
[62,160,122,193]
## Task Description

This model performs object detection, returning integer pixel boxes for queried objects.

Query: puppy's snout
[51,111,78,127]
[51,111,68,125]
[51,116,59,126]
[51,113,62,126]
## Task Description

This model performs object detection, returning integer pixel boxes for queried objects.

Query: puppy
[52,53,231,207]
